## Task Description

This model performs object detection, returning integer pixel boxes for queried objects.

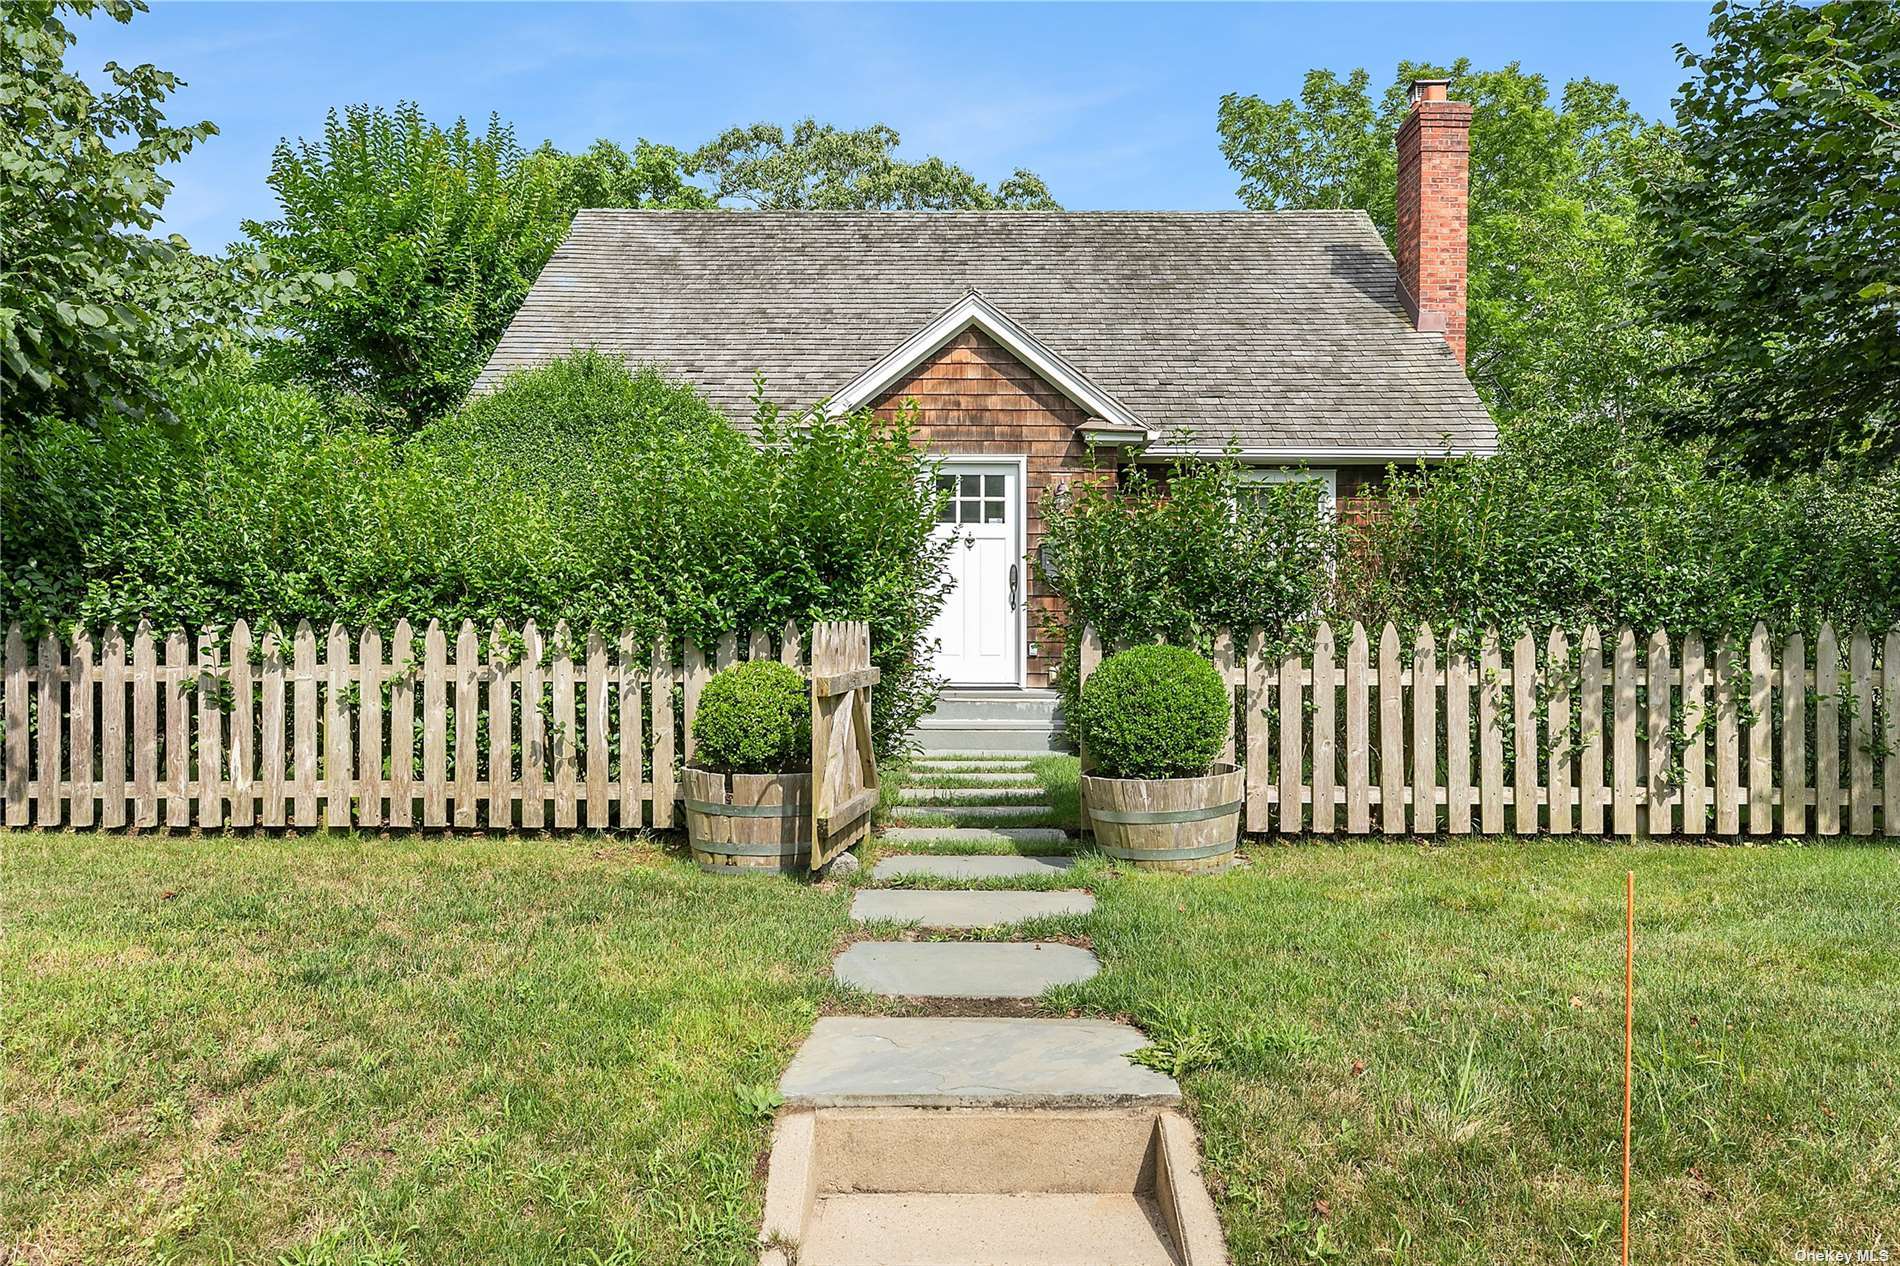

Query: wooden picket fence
[1,618,855,832]
[1079,622,1900,838]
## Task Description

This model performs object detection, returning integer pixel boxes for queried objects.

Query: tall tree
[1647,0,1898,470]
[689,119,1059,210]
[0,0,258,432]
[1219,62,1689,425]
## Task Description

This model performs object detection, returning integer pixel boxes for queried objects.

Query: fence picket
[1579,627,1606,835]
[1613,628,1638,837]
[1780,632,1807,836]
[1279,644,1303,834]
[1076,624,1102,835]
[70,630,95,828]
[586,631,610,828]
[1345,624,1369,834]
[1379,623,1405,834]
[780,619,802,668]
[683,638,708,765]
[260,627,285,828]
[3,626,24,826]
[1816,623,1840,836]
[1714,641,1740,835]
[1446,631,1473,834]
[1748,623,1773,835]
[552,621,578,829]
[422,621,448,828]
[1647,629,1673,836]
[1479,630,1504,834]
[618,633,641,828]
[1246,629,1271,834]
[1513,631,1538,835]
[101,626,128,829]
[1849,629,1874,836]
[197,630,221,829]
[1886,629,1900,840]
[359,628,383,829]
[748,628,771,662]
[1311,622,1336,834]
[1413,625,1437,835]
[487,622,513,830]
[292,622,319,827]
[132,623,158,828]
[520,620,545,830]
[1547,629,1571,835]
[328,624,354,829]
[650,636,674,830]
[230,622,254,828]
[165,630,190,828]
[455,622,479,828]
[1681,632,1707,835]
[387,621,414,829]
[37,632,64,826]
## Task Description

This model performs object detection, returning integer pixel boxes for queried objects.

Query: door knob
[1008,563,1020,611]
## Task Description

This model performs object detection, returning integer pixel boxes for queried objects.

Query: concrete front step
[878,827,1072,849]
[851,889,1094,928]
[874,854,1075,881]
[779,1017,1179,1107]
[835,942,1099,998]
[800,1192,1180,1266]
[922,689,1062,724]
[905,770,1042,786]
[899,785,1046,804]
[890,803,1058,822]
[913,725,1067,755]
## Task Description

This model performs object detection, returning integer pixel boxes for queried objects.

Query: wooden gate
[808,621,879,869]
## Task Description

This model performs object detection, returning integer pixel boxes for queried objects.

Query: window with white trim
[1237,468,1338,520]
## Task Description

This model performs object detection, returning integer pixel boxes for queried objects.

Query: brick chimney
[1395,78,1472,365]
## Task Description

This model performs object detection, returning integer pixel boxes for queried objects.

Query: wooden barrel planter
[1080,764,1242,873]
[683,767,812,874]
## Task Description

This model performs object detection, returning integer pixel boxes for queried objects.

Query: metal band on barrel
[689,836,811,859]
[1096,840,1236,862]
[684,799,805,818]
[1087,799,1243,826]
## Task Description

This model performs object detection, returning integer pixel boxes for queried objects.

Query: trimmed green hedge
[691,661,810,774]
[1077,644,1229,780]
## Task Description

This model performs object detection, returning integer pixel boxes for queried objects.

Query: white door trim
[929,455,1028,688]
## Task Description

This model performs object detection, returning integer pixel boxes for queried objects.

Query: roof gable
[829,291,1151,441]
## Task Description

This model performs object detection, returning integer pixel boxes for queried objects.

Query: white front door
[928,460,1023,686]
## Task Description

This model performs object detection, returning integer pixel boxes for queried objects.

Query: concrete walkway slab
[779,1017,1179,1107]
[890,803,1058,821]
[899,785,1045,803]
[878,826,1071,848]
[873,854,1075,881]
[835,942,1098,998]
[851,889,1094,928]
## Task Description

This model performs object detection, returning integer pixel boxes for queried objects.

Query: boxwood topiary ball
[1079,644,1229,780]
[692,660,811,774]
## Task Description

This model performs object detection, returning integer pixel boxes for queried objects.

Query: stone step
[834,942,1099,999]
[851,889,1094,929]
[913,726,1066,756]
[890,803,1058,822]
[779,1017,1179,1107]
[873,854,1075,881]
[921,689,1062,724]
[899,785,1045,804]
[904,770,1042,786]
[800,1192,1180,1266]
[912,750,1052,761]
[878,826,1072,849]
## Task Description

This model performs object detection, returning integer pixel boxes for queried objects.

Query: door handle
[1008,563,1020,611]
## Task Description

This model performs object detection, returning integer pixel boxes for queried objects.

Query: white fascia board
[1139,444,1495,463]
[828,292,1153,439]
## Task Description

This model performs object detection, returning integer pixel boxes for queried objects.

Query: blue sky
[76,1,1717,253]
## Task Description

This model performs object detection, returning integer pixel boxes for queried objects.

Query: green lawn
[5,816,1896,1264]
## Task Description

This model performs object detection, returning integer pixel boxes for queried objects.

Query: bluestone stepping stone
[899,786,1044,804]
[890,803,1057,821]
[779,1017,1179,1107]
[906,771,1041,786]
[835,942,1099,998]
[913,759,1037,771]
[878,827,1071,848]
[873,854,1074,881]
[851,889,1094,928]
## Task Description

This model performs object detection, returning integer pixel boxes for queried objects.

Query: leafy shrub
[0,352,951,756]
[1040,460,1334,728]
[691,661,810,774]
[1077,644,1229,780]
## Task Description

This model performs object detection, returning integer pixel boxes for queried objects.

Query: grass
[2,832,849,1265]
[7,764,1896,1264]
[1053,839,1900,1264]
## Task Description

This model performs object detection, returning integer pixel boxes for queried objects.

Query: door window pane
[983,500,1005,522]
[960,474,980,497]
[984,475,1004,497]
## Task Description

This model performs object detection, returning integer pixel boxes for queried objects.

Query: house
[476,81,1491,730]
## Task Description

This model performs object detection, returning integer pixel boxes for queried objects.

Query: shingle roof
[476,209,1495,456]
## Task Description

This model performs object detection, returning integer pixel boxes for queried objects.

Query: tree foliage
[1646,0,1899,470]
[0,0,291,432]
[1219,62,1691,425]
[688,118,1059,210]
